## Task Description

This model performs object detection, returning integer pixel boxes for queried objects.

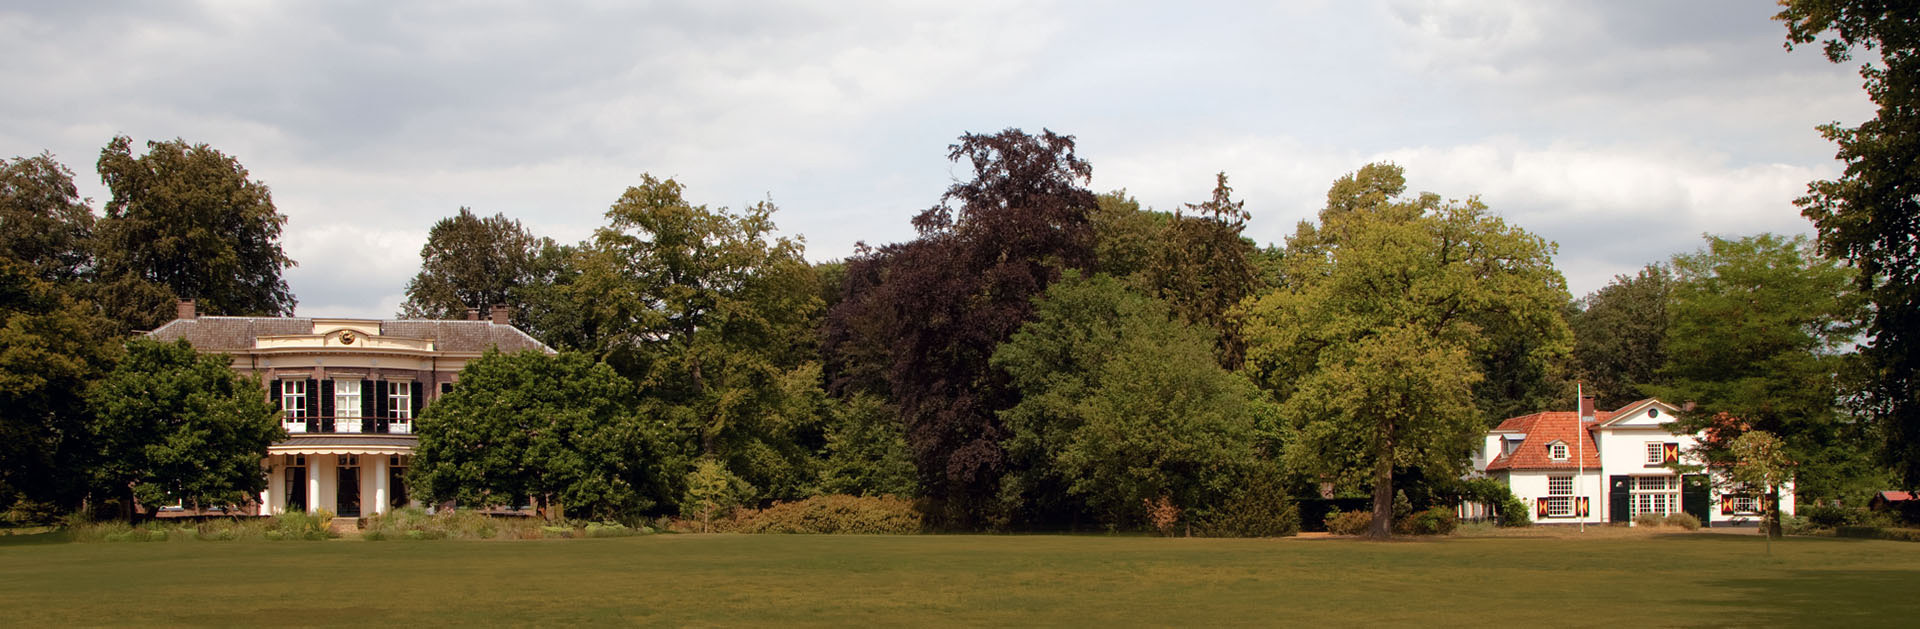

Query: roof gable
[1594,399,1683,429]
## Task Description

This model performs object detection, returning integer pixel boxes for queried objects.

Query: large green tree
[1241,163,1571,538]
[0,260,118,516]
[398,208,553,324]
[409,350,674,520]
[823,129,1098,527]
[1568,265,1673,409]
[991,273,1280,529]
[0,153,94,284]
[1778,1,1920,487]
[86,339,282,519]
[94,136,296,321]
[1649,234,1869,503]
[571,175,825,502]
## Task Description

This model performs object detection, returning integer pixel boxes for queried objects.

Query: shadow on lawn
[1687,568,1920,624]
[0,530,70,546]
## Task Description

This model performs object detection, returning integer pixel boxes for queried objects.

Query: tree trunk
[1767,486,1783,540]
[1368,448,1394,539]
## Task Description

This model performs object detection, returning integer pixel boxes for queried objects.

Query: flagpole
[1577,381,1586,534]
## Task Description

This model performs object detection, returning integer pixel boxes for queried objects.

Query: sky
[0,0,1874,319]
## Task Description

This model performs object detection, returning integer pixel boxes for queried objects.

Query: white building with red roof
[1474,397,1793,526]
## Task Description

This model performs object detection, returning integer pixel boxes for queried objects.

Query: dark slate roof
[380,320,551,353]
[147,317,315,351]
[146,316,553,354]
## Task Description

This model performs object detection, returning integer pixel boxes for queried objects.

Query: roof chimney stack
[1579,395,1597,421]
[466,307,480,321]
[490,304,510,325]
[177,299,197,320]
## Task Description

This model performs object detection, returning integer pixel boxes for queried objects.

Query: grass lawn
[1,530,1915,626]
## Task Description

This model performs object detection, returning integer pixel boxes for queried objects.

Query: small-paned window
[335,380,361,418]
[282,380,306,419]
[1549,443,1569,460]
[390,383,412,420]
[1548,475,1573,496]
[1646,442,1665,465]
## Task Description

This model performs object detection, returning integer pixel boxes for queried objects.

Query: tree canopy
[1569,265,1672,410]
[85,338,282,516]
[399,207,552,324]
[1778,0,1920,488]
[94,136,296,320]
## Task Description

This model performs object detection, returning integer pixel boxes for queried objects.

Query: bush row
[722,495,922,534]
[1322,506,1458,536]
[1835,525,1920,542]
[360,507,654,540]
[1631,512,1701,530]
[69,510,338,542]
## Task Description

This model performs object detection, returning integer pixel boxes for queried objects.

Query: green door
[1609,476,1631,524]
[1682,474,1711,528]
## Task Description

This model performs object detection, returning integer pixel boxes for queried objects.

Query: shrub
[1632,513,1664,528]
[360,507,532,540]
[1396,507,1458,536]
[1144,496,1180,537]
[1801,504,1868,529]
[1779,515,1817,536]
[1197,470,1300,538]
[582,522,642,538]
[269,509,336,541]
[1836,525,1920,542]
[1324,508,1373,536]
[1495,494,1532,528]
[1663,513,1701,531]
[728,495,921,534]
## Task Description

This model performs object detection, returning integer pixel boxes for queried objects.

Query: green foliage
[1633,513,1664,528]
[572,174,824,502]
[1395,507,1459,536]
[0,153,94,284]
[992,273,1280,529]
[726,494,922,534]
[0,261,118,515]
[815,392,918,498]
[409,350,674,520]
[1801,504,1875,529]
[1652,236,1864,506]
[1778,1,1920,488]
[1663,512,1702,531]
[94,136,295,319]
[86,339,282,516]
[1323,508,1372,536]
[682,458,753,532]
[1196,468,1301,538]
[399,207,555,325]
[1243,163,1571,538]
[1568,265,1672,409]
[360,507,569,540]
[1836,525,1920,542]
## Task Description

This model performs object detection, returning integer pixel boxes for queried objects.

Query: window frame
[389,382,413,421]
[281,379,307,422]
[334,379,361,419]
[1548,442,1569,461]
[1630,475,1679,517]
[1646,442,1665,465]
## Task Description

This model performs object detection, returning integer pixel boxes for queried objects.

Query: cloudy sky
[0,1,1872,318]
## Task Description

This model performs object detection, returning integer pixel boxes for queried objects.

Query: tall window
[335,380,361,418]
[281,380,306,429]
[1632,476,1678,516]
[389,382,412,420]
[1545,475,1573,517]
[1646,442,1665,465]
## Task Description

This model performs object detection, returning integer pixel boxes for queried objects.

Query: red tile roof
[1879,491,1916,502]
[1485,411,1606,471]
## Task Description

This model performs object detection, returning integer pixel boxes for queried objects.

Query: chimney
[1579,395,1597,421]
[466,307,480,321]
[490,304,510,325]
[177,299,197,320]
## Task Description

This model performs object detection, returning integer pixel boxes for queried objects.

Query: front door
[285,464,307,512]
[1682,474,1711,528]
[337,465,360,517]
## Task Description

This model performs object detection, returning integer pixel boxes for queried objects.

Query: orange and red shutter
[1662,442,1680,463]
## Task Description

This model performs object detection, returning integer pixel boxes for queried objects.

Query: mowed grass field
[1,530,1915,626]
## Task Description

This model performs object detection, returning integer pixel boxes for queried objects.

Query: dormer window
[1549,442,1569,461]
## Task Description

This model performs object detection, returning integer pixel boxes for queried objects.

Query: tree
[815,392,918,498]
[681,457,753,532]
[824,129,1098,527]
[0,260,118,517]
[409,350,674,521]
[94,136,296,319]
[1649,234,1868,503]
[1139,173,1262,368]
[85,339,282,519]
[1727,430,1796,546]
[1569,265,1673,409]
[398,208,552,324]
[1778,1,1920,488]
[570,175,824,502]
[0,153,94,284]
[991,273,1279,529]
[1241,163,1571,538]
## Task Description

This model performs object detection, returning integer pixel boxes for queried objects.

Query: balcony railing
[280,415,414,435]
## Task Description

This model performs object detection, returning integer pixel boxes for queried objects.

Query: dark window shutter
[1609,476,1631,523]
[375,380,388,418]
[306,378,317,418]
[320,379,335,418]
[270,380,283,411]
[361,379,375,418]
[411,381,423,416]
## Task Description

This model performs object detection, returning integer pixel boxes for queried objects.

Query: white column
[308,455,326,514]
[373,455,390,515]
[261,457,277,516]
